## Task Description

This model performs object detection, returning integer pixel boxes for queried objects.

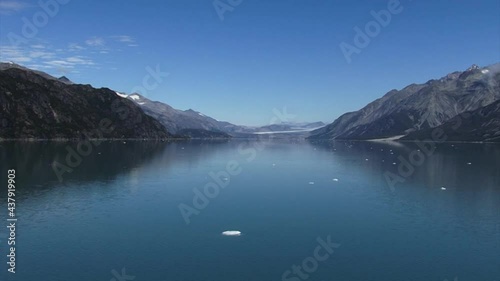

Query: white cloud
[68,43,86,51]
[1,45,96,74]
[44,60,74,68]
[0,0,32,15]
[111,35,138,47]
[29,50,55,59]
[112,35,135,43]
[85,37,105,47]
[65,56,94,65]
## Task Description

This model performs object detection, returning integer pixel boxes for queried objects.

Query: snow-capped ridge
[129,94,140,100]
[115,92,128,98]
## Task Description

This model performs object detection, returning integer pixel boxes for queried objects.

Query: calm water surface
[0,139,499,281]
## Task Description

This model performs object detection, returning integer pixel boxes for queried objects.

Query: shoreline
[1,137,499,144]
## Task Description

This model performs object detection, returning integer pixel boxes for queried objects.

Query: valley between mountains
[1,62,499,142]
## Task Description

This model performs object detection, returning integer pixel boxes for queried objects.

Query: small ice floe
[441,187,446,191]
[392,162,397,165]
[467,162,472,165]
[123,141,126,144]
[222,230,241,236]
[332,178,339,182]
[309,182,315,185]
[181,147,185,150]
[365,158,369,161]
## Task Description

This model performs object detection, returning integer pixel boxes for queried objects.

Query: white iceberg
[222,230,241,236]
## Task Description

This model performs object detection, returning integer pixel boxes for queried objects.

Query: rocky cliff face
[401,99,500,142]
[0,63,171,139]
[309,63,500,140]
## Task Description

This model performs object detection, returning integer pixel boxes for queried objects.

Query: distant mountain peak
[309,62,500,141]
[58,76,73,84]
[128,94,141,101]
[467,64,480,71]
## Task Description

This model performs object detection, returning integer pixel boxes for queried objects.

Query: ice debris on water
[222,231,241,236]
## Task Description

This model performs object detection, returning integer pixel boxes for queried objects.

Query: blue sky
[0,0,499,126]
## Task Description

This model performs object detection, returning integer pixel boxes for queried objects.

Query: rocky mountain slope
[309,63,500,140]
[401,99,500,142]
[118,93,239,135]
[0,63,171,139]
[122,92,324,137]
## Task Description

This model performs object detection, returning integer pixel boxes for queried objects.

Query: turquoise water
[0,140,499,281]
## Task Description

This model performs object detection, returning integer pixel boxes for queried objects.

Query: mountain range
[309,63,500,142]
[0,62,323,140]
[0,63,170,139]
[1,62,499,141]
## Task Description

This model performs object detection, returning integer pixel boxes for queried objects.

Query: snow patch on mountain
[129,94,140,100]
[115,92,128,98]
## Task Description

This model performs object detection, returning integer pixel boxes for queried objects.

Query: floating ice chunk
[467,162,472,165]
[309,182,315,185]
[441,187,446,190]
[392,162,397,165]
[365,158,369,161]
[222,230,241,236]
[332,178,339,182]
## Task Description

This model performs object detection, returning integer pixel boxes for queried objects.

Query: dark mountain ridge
[309,63,500,141]
[0,63,171,139]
